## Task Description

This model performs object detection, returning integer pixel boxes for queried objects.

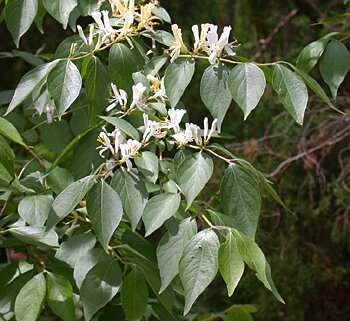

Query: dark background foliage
[1,0,349,320]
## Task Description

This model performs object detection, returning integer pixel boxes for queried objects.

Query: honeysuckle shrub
[0,1,349,320]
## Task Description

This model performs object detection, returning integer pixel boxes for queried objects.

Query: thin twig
[252,9,299,61]
[268,125,350,177]
[200,304,240,321]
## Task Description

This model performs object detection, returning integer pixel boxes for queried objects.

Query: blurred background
[1,0,350,320]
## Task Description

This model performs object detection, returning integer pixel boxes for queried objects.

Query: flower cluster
[97,106,218,172]
[76,0,158,51]
[106,74,166,113]
[170,23,237,64]
[97,126,142,171]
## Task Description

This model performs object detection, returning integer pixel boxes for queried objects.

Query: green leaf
[226,305,256,321]
[42,0,77,29]
[296,38,328,73]
[109,42,145,96]
[80,259,122,321]
[47,166,74,194]
[10,227,59,247]
[0,261,33,289]
[135,151,159,183]
[312,13,350,25]
[71,128,103,179]
[128,258,174,316]
[143,56,168,76]
[220,164,261,238]
[50,125,99,171]
[200,63,232,132]
[6,60,59,115]
[284,62,343,114]
[47,175,96,229]
[78,0,100,16]
[100,116,140,141]
[84,56,110,124]
[5,0,38,47]
[46,272,75,321]
[143,193,180,236]
[121,267,149,321]
[156,217,197,293]
[14,273,46,321]
[141,30,175,47]
[10,49,44,66]
[272,64,308,125]
[0,269,35,319]
[55,232,96,267]
[47,60,82,117]
[228,63,266,120]
[234,230,284,303]
[87,181,123,251]
[0,135,15,183]
[218,231,245,297]
[177,152,213,209]
[0,117,26,146]
[179,229,220,315]
[152,6,171,23]
[320,40,350,99]
[34,0,46,33]
[40,119,71,153]
[205,209,236,228]
[18,195,53,226]
[235,158,288,210]
[73,248,110,288]
[111,169,148,230]
[164,58,195,107]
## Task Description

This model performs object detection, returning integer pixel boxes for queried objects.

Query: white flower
[130,83,147,109]
[206,25,236,64]
[169,24,188,63]
[186,123,202,145]
[97,128,115,157]
[104,160,116,178]
[192,23,210,53]
[108,128,124,153]
[147,75,167,101]
[142,113,165,142]
[101,10,115,35]
[91,11,116,44]
[172,123,194,145]
[77,24,95,49]
[120,139,142,170]
[162,108,187,133]
[106,83,128,111]
[203,117,218,144]
[44,100,55,124]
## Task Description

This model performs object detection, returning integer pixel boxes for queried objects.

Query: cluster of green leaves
[0,0,349,321]
[4,0,103,47]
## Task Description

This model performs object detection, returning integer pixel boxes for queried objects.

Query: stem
[200,214,231,231]
[178,54,278,66]
[187,144,236,164]
[200,304,240,321]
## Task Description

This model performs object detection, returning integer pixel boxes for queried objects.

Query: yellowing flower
[169,24,188,63]
[138,3,155,30]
